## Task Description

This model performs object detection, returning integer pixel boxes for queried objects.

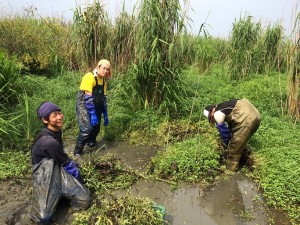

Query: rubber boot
[87,141,96,148]
[228,161,239,172]
[239,148,251,167]
[74,144,84,156]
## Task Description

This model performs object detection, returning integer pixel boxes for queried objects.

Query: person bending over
[203,98,261,171]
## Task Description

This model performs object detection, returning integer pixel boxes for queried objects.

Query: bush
[0,16,73,75]
[0,51,23,105]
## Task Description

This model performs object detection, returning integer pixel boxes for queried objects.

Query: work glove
[90,110,99,126]
[216,122,231,148]
[103,110,109,126]
[64,160,80,179]
[84,94,99,126]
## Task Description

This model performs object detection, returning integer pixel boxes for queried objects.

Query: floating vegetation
[72,194,165,225]
[80,152,140,192]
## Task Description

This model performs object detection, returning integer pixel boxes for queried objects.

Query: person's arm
[44,138,70,165]
[84,93,99,126]
[45,139,82,181]
[216,122,231,148]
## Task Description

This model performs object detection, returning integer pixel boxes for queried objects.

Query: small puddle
[64,141,292,225]
[118,174,291,225]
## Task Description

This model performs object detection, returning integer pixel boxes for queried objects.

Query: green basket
[152,203,166,219]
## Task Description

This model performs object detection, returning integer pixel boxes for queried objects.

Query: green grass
[0,61,299,224]
[252,115,300,222]
[0,5,299,224]
[72,194,165,225]
[150,131,220,183]
[0,150,30,180]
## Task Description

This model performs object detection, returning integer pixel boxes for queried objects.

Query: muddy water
[2,141,291,225]
[63,141,292,225]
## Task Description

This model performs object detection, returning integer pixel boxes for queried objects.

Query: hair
[204,104,216,123]
[97,59,111,67]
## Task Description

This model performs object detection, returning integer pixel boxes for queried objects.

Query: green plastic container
[152,203,166,219]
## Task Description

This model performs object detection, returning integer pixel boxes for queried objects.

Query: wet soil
[0,141,292,225]
[0,179,32,225]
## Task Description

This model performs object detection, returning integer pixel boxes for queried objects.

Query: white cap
[203,109,209,118]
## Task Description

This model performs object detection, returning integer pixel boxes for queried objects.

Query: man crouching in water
[30,101,92,224]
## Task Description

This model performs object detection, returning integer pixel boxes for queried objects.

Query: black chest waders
[93,76,105,116]
[74,76,106,154]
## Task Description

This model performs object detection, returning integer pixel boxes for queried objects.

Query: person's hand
[216,123,231,147]
[84,94,99,126]
[103,111,109,126]
[90,112,99,126]
[64,161,80,178]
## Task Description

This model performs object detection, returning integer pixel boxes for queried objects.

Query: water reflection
[65,141,291,225]
[123,173,290,225]
[103,142,291,225]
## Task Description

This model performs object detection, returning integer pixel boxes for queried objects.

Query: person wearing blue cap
[74,59,112,156]
[203,98,261,171]
[30,101,92,224]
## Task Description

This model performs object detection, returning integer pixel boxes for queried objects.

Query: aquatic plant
[72,194,165,225]
[149,132,220,184]
[80,152,139,192]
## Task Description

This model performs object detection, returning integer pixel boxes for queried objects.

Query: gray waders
[30,159,92,224]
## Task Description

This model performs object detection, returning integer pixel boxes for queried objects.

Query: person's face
[42,111,64,131]
[97,63,111,78]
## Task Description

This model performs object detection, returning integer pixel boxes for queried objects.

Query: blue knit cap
[37,101,61,119]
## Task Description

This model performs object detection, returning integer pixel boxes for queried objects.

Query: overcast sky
[0,0,299,38]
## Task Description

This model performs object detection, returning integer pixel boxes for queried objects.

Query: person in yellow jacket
[203,98,261,171]
[74,59,112,156]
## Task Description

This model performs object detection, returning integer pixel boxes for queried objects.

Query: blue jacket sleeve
[216,122,231,147]
[84,94,96,113]
[84,94,99,126]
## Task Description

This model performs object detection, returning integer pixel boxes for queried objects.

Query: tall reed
[194,36,228,72]
[129,0,189,115]
[0,52,22,106]
[112,10,136,72]
[259,24,284,73]
[72,2,112,69]
[229,16,261,80]
[0,110,22,149]
[287,13,300,119]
